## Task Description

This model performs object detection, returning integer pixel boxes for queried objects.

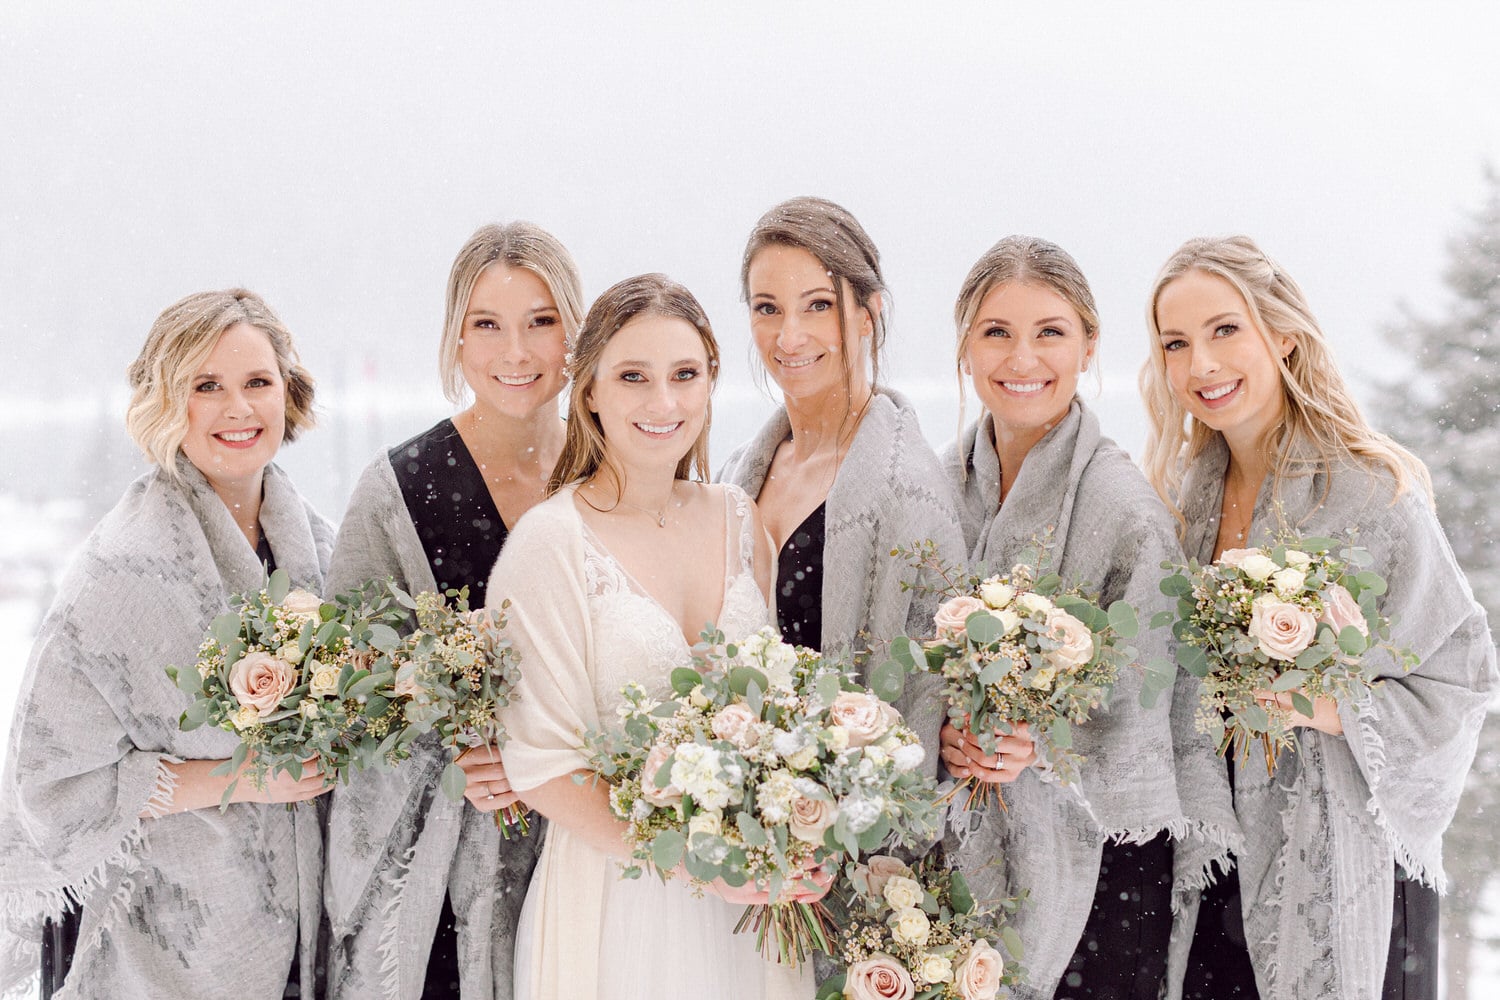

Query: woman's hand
[939,720,1036,784]
[149,755,330,816]
[1252,689,1345,736]
[704,863,834,906]
[456,743,522,813]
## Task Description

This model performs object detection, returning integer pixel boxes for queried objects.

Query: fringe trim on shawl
[1348,693,1448,892]
[1164,817,1243,915]
[141,754,182,820]
[374,842,421,1000]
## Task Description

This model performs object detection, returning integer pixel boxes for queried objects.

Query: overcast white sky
[3,2,1499,508]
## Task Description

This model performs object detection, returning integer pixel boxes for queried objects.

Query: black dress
[1056,835,1173,1000]
[775,503,825,652]
[389,419,511,997]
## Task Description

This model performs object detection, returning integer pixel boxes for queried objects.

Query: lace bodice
[577,483,768,716]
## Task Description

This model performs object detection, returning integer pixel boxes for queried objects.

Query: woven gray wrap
[322,452,541,1000]
[0,458,331,1000]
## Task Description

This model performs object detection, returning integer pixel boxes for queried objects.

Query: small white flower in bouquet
[582,626,944,967]
[166,569,412,806]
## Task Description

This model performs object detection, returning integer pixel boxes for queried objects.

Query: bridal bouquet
[1159,536,1413,774]
[167,569,412,806]
[817,854,1023,1000]
[582,627,943,967]
[391,585,530,837]
[896,542,1141,805]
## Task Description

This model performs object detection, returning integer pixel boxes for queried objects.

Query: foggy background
[3,2,1498,995]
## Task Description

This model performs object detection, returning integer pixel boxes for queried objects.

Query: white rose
[863,855,913,897]
[281,589,324,620]
[882,875,923,910]
[890,906,931,948]
[1218,547,1264,570]
[989,608,1022,636]
[689,684,710,709]
[309,662,341,699]
[299,699,319,719]
[785,744,818,770]
[917,952,954,985]
[1271,567,1306,596]
[1015,591,1053,616]
[1248,595,1319,661]
[978,578,1015,609]
[864,744,889,767]
[688,811,722,840]
[762,640,799,689]
[826,726,850,752]
[1029,666,1057,690]
[1239,553,1278,582]
[231,704,261,730]
[1284,549,1312,569]
[276,643,304,665]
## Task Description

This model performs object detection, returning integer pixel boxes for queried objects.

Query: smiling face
[963,281,1094,446]
[179,321,286,493]
[459,263,569,421]
[585,313,712,478]
[1154,268,1294,452]
[746,244,874,403]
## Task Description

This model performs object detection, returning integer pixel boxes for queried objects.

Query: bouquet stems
[734,901,833,967]
[495,803,532,839]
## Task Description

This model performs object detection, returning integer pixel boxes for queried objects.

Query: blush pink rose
[863,854,913,898]
[934,595,987,641]
[788,794,838,844]
[1043,608,1095,670]
[1319,583,1369,638]
[1248,596,1318,661]
[955,940,1004,1000]
[640,742,683,807]
[828,692,899,748]
[711,703,760,749]
[844,954,915,1000]
[229,651,297,717]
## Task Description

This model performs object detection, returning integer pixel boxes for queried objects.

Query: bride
[486,273,824,999]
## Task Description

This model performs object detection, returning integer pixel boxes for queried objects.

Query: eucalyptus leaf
[965,611,1004,645]
[439,762,468,801]
[1160,573,1193,598]
[889,635,920,670]
[210,613,243,648]
[1338,625,1369,656]
[1051,716,1072,750]
[870,659,905,702]
[367,623,401,653]
[1240,703,1271,732]
[266,569,291,605]
[1270,670,1307,692]
[1291,691,1315,718]
[1176,644,1209,678]
[1149,609,1176,630]
[651,829,686,872]
[670,667,701,695]
[736,812,769,847]
[1106,601,1139,639]
[949,870,975,914]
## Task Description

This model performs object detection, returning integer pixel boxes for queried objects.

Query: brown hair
[1140,235,1429,519]
[548,273,721,495]
[439,221,585,404]
[125,289,315,474]
[740,196,889,390]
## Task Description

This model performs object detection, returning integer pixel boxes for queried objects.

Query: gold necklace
[584,481,673,527]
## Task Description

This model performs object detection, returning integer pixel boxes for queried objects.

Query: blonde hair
[953,234,1100,395]
[740,196,889,391]
[439,222,585,405]
[1140,235,1430,518]
[548,273,721,495]
[125,288,315,474]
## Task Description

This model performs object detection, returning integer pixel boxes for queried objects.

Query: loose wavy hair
[548,273,721,495]
[125,289,315,474]
[439,221,585,405]
[1140,235,1429,519]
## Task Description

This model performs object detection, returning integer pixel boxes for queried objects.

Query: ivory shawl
[0,460,331,1000]
[323,452,541,1000]
[1167,436,1496,1000]
[942,402,1238,998]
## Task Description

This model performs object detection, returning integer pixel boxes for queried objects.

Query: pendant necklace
[618,498,668,527]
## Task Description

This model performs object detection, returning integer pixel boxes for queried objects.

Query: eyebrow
[610,358,704,369]
[194,368,277,380]
[1158,311,1243,339]
[978,315,1075,328]
[750,286,837,300]
[465,305,559,317]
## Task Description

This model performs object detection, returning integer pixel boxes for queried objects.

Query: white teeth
[495,374,541,386]
[1200,381,1240,401]
[1001,381,1046,394]
[218,430,259,442]
[779,356,817,369]
[636,421,681,435]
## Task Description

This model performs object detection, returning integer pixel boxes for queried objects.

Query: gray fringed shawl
[0,459,331,1000]
[718,387,967,775]
[1167,435,1497,1000]
[941,402,1238,999]
[322,452,541,1000]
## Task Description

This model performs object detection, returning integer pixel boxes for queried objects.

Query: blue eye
[1214,323,1238,337]
[808,298,833,313]
[247,377,273,389]
[195,381,220,392]
[621,371,645,383]
[1040,327,1064,338]
[752,302,778,316]
[673,367,700,381]
[1162,339,1187,352]
[982,326,1009,338]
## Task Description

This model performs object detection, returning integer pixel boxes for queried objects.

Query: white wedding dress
[490,483,813,1000]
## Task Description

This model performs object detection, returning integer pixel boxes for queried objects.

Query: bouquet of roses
[1158,536,1413,775]
[817,854,1023,1000]
[582,626,943,967]
[895,542,1142,807]
[391,585,530,837]
[166,568,412,806]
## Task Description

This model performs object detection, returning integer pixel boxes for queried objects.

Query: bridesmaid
[936,237,1218,1000]
[323,222,583,999]
[1143,235,1495,1000]
[0,290,330,999]
[719,196,963,742]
